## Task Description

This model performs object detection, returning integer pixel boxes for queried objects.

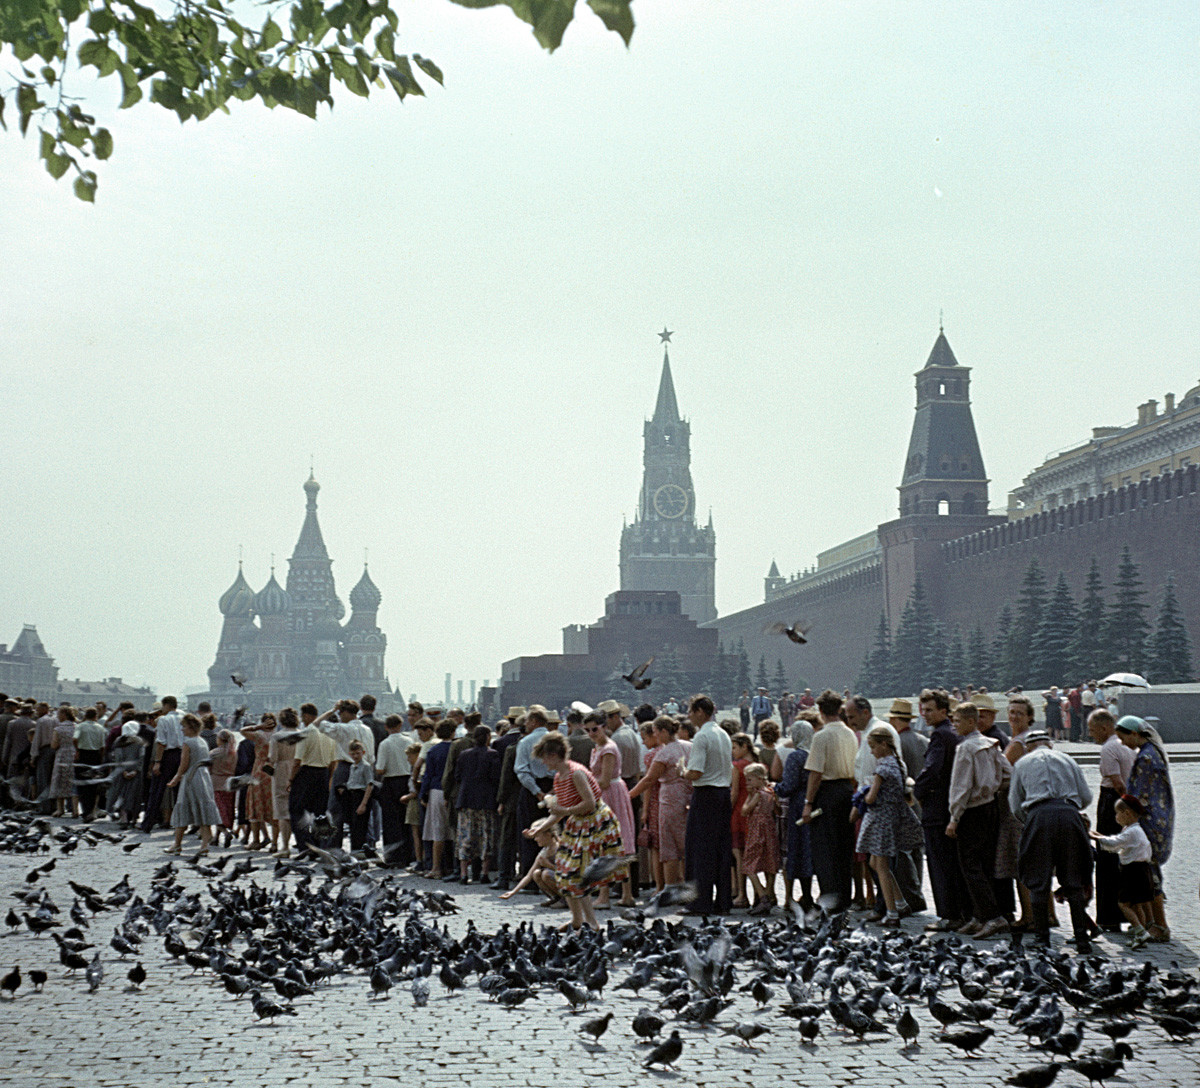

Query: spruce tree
[967,624,992,689]
[735,640,752,696]
[1070,558,1106,680]
[866,613,893,696]
[713,643,736,709]
[1012,559,1049,687]
[855,651,875,698]
[654,647,685,704]
[944,627,967,691]
[892,578,934,694]
[1149,573,1194,683]
[1104,546,1150,674]
[772,658,789,695]
[990,605,1016,690]
[755,655,769,691]
[1031,572,1078,686]
[927,621,948,689]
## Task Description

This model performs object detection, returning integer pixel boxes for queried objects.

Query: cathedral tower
[619,334,717,623]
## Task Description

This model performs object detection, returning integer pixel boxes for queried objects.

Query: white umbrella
[1098,672,1150,689]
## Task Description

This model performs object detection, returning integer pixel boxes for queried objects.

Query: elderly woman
[49,706,78,817]
[107,721,145,828]
[165,713,220,855]
[1117,715,1174,941]
[630,715,691,891]
[534,731,622,933]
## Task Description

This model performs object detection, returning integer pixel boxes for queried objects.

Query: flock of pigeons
[1,808,1198,1082]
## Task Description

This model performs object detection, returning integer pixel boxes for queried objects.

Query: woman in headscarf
[1117,714,1174,941]
[107,721,145,828]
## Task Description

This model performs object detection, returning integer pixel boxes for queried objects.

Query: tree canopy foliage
[1,0,634,199]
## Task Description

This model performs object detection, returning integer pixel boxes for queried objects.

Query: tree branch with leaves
[1,0,634,200]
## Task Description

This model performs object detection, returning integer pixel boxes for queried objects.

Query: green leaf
[390,56,423,97]
[92,128,113,160]
[0,95,6,132]
[262,17,283,49]
[375,25,395,62]
[74,172,97,202]
[17,85,40,137]
[120,65,143,109]
[586,0,634,45]
[412,54,443,86]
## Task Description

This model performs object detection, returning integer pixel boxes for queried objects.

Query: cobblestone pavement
[1,761,1198,1088]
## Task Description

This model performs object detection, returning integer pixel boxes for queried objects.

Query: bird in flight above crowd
[622,656,655,690]
[763,620,810,645]
[230,671,249,689]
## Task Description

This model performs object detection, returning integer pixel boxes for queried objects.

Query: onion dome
[254,571,291,616]
[334,596,346,621]
[218,564,255,617]
[349,564,382,613]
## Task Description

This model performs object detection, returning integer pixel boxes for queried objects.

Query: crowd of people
[0,683,1177,945]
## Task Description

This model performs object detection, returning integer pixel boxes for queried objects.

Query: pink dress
[641,748,660,850]
[653,739,692,863]
[245,731,273,822]
[210,739,238,829]
[590,737,636,855]
[741,784,780,875]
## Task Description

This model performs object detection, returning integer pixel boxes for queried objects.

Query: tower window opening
[939,382,945,395]
[936,494,950,516]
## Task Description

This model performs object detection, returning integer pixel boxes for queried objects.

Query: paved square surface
[1,759,1198,1088]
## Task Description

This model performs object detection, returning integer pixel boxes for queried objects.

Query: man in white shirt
[1088,706,1137,930]
[375,714,412,865]
[141,696,184,833]
[315,700,375,846]
[682,695,733,914]
[801,690,859,912]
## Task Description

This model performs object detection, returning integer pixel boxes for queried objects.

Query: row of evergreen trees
[857,547,1194,697]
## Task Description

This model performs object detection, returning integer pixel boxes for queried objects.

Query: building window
[938,383,945,395]
[936,493,951,516]
[1141,470,1151,481]
[1161,463,1171,475]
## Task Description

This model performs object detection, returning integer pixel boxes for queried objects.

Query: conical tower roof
[924,330,960,369]
[292,472,330,560]
[652,347,680,423]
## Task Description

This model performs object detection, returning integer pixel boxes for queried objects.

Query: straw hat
[887,698,914,720]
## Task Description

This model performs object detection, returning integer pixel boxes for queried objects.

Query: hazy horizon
[4,2,1198,699]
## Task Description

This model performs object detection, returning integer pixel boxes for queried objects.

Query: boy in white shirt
[1090,794,1154,948]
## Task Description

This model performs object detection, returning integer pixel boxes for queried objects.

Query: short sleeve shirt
[804,722,857,780]
[687,722,733,787]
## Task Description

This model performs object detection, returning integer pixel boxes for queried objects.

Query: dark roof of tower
[218,564,255,617]
[924,330,960,369]
[292,472,330,561]
[254,572,291,616]
[652,348,681,423]
[349,565,382,612]
[11,625,48,657]
[767,559,780,577]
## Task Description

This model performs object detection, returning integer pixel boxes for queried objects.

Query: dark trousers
[956,800,1001,921]
[345,789,371,851]
[684,785,732,913]
[379,776,410,862]
[924,820,969,921]
[1094,787,1123,927]
[327,762,351,847]
[289,765,328,852]
[140,748,181,832]
[624,777,642,890]
[893,846,927,910]
[809,778,854,911]
[1018,799,1094,941]
[75,749,103,815]
[496,802,518,884]
[34,748,55,813]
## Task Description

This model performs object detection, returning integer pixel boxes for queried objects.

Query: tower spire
[652,347,680,423]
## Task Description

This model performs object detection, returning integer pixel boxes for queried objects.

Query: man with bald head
[1089,707,1136,930]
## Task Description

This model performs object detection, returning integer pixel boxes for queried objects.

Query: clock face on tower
[653,483,689,519]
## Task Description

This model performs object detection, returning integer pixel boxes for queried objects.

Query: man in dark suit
[490,710,525,891]
[912,688,969,931]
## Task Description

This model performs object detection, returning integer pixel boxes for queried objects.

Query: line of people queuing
[0,684,1175,947]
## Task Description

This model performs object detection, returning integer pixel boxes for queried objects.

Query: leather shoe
[957,919,984,936]
[974,917,1010,939]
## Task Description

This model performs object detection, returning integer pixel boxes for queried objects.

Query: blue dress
[856,754,923,857]
[776,748,812,883]
[1127,742,1173,865]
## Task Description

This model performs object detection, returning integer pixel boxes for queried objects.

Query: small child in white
[1090,794,1155,948]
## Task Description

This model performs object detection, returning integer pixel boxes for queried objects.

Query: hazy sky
[3,2,1198,699]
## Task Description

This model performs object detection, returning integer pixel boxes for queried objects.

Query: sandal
[162,847,181,855]
[1147,923,1171,942]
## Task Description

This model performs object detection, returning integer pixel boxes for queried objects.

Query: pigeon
[897,1006,920,1047]
[579,855,632,891]
[5,910,20,933]
[85,954,104,993]
[496,987,533,1008]
[1006,1063,1062,1088]
[28,970,46,992]
[797,1017,821,1042]
[722,1021,770,1048]
[644,1029,683,1070]
[579,1011,613,1043]
[749,977,773,1007]
[1,966,20,999]
[250,991,296,1022]
[644,882,698,916]
[1097,1020,1138,1041]
[438,963,465,994]
[230,672,248,689]
[1039,1021,1085,1058]
[127,962,146,990]
[764,619,810,644]
[369,965,393,1000]
[1069,1056,1125,1087]
[121,842,141,853]
[558,978,590,1013]
[622,656,655,690]
[632,1009,665,1041]
[410,977,430,1007]
[1153,1014,1197,1040]
[939,1026,994,1056]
